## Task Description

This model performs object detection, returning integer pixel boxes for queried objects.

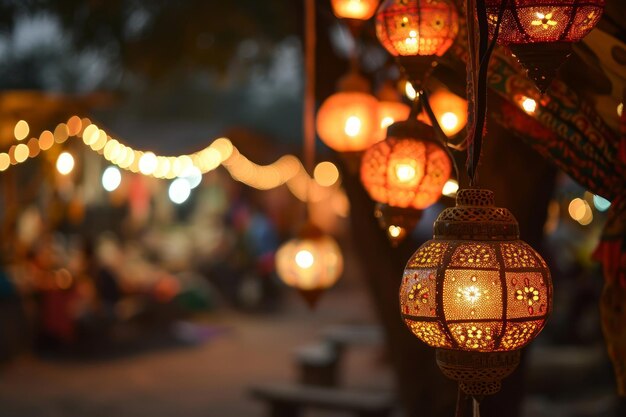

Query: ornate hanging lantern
[400,188,552,395]
[316,72,381,153]
[376,0,459,82]
[275,223,344,307]
[361,119,452,245]
[331,0,380,21]
[486,0,605,93]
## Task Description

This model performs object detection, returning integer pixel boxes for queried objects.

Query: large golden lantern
[400,189,552,395]
[376,0,459,82]
[361,119,452,245]
[486,0,605,92]
[316,72,381,153]
[331,0,380,21]
[275,223,344,307]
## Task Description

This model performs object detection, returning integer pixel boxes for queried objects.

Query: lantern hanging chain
[421,88,460,181]
[304,0,316,206]
[466,0,508,186]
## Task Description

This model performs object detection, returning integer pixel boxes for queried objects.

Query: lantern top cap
[434,188,519,240]
[456,189,494,207]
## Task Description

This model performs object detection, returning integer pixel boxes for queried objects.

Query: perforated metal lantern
[486,0,605,92]
[376,0,459,82]
[275,223,344,307]
[361,119,452,245]
[400,189,552,395]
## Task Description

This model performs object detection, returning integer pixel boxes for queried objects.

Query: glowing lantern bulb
[394,163,417,182]
[275,223,343,308]
[344,116,362,137]
[331,0,379,21]
[56,152,75,175]
[102,166,122,192]
[521,97,537,114]
[440,112,459,133]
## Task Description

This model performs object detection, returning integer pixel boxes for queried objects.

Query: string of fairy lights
[2,116,345,207]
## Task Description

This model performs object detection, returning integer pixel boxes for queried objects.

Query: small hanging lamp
[486,0,605,93]
[316,71,381,153]
[376,0,460,85]
[400,188,552,396]
[331,0,380,21]
[361,118,452,245]
[275,222,344,308]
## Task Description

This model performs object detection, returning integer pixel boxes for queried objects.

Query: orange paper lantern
[331,0,380,21]
[275,223,343,307]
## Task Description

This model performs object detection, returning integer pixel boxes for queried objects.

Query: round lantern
[376,0,459,82]
[361,119,452,245]
[331,0,380,21]
[400,189,552,395]
[275,222,343,307]
[486,0,605,93]
[316,72,381,153]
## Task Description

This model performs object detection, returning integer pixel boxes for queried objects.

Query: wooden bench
[250,383,395,417]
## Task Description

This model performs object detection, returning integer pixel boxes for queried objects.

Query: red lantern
[331,0,380,21]
[361,119,452,244]
[486,0,605,92]
[376,0,459,82]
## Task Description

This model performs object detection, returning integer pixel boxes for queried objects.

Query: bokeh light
[314,161,340,187]
[56,152,75,175]
[14,120,29,141]
[102,166,122,192]
[169,178,192,204]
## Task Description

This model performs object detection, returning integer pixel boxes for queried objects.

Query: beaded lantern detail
[331,0,380,21]
[400,189,552,395]
[275,223,344,308]
[361,119,452,245]
[376,0,459,81]
[486,0,605,93]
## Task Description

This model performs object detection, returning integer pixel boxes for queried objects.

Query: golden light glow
[521,97,537,114]
[54,123,69,143]
[394,163,417,183]
[39,130,55,151]
[442,179,459,197]
[440,112,459,133]
[314,161,340,187]
[14,144,29,163]
[568,197,593,225]
[295,249,315,269]
[344,116,362,137]
[139,152,158,175]
[381,117,394,129]
[457,285,485,304]
[388,225,403,238]
[331,0,378,20]
[56,152,75,175]
[14,120,29,141]
[531,11,558,29]
[405,81,418,100]
[618,103,623,118]
[0,153,10,171]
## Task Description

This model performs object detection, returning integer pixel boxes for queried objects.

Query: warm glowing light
[457,285,485,304]
[344,116,362,137]
[314,162,340,187]
[618,103,623,118]
[102,166,122,192]
[295,250,315,269]
[139,152,158,175]
[381,117,395,129]
[14,144,29,163]
[82,124,99,145]
[39,130,55,151]
[442,179,459,197]
[521,97,537,114]
[0,153,10,171]
[440,112,459,133]
[388,225,402,238]
[169,178,192,204]
[27,138,40,158]
[394,163,417,182]
[593,194,611,212]
[67,116,83,136]
[54,123,69,143]
[56,152,75,175]
[405,81,417,100]
[568,197,593,225]
[14,120,29,141]
[331,0,379,20]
